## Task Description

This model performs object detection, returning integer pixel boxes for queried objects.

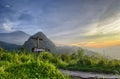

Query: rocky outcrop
[23,32,56,53]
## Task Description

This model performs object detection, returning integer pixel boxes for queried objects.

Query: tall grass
[57,49,120,74]
[0,47,120,79]
[0,48,68,79]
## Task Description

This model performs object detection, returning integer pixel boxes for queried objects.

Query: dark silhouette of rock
[23,32,56,53]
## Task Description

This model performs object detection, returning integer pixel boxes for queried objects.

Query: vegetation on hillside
[56,49,120,74]
[0,48,68,79]
[0,47,120,79]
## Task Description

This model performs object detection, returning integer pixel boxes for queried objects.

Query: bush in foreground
[4,61,65,79]
[0,49,68,79]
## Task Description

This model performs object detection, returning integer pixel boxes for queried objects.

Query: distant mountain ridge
[0,31,98,57]
[56,45,99,56]
[0,41,21,50]
[0,31,30,45]
[56,46,80,54]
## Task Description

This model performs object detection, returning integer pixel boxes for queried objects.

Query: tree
[77,49,84,59]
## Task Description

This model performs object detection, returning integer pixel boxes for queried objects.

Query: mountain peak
[31,32,47,39]
[34,32,45,35]
[11,31,28,35]
[23,32,56,53]
[0,31,30,45]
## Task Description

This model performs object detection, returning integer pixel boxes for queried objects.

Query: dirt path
[60,69,120,79]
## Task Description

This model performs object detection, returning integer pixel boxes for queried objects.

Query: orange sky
[75,40,120,48]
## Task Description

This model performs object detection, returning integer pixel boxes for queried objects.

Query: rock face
[23,32,56,53]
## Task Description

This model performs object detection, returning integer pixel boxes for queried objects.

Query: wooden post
[31,36,43,59]
[31,36,43,48]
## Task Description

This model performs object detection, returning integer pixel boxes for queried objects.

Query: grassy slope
[0,48,120,79]
[57,49,120,74]
[0,48,68,79]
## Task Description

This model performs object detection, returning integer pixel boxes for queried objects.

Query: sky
[0,0,120,48]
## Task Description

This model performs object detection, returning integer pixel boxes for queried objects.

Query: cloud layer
[0,0,120,47]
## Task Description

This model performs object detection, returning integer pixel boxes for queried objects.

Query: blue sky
[0,0,120,47]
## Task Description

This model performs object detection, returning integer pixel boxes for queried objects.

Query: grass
[54,49,120,74]
[0,48,69,79]
[0,47,120,79]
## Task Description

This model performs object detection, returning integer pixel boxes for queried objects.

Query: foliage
[58,49,120,74]
[5,61,65,79]
[1,47,120,79]
[0,48,68,79]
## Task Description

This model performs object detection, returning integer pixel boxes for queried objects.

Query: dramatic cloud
[0,0,120,47]
[0,20,18,32]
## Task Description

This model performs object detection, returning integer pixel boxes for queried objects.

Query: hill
[56,45,99,57]
[0,31,30,45]
[0,31,98,56]
[23,32,56,53]
[0,41,21,50]
[56,46,80,54]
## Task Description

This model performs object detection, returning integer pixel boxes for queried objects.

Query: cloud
[77,19,120,48]
[98,0,120,26]
[1,0,120,47]
[80,0,120,43]
[0,20,19,32]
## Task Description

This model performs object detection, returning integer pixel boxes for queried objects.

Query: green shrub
[5,61,66,79]
[37,52,54,61]
[0,51,68,79]
[1,53,13,62]
[0,48,4,52]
